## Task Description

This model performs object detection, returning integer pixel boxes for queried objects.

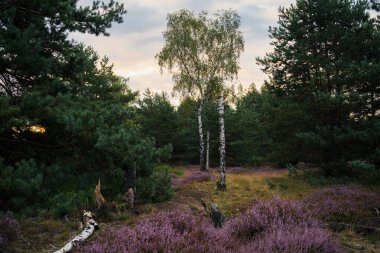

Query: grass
[155,164,185,177]
[14,218,79,253]
[183,168,316,216]
[339,228,380,252]
[11,165,380,252]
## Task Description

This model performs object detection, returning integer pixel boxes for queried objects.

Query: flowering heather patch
[77,210,234,253]
[169,173,181,187]
[172,168,216,187]
[77,198,342,253]
[301,186,380,220]
[182,170,216,184]
[225,198,319,241]
[241,224,341,253]
[0,211,21,250]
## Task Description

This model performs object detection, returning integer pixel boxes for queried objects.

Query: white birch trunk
[53,212,98,253]
[217,96,226,190]
[206,131,209,172]
[197,100,206,171]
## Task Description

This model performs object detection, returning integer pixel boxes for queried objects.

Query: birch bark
[217,96,226,190]
[206,130,209,172]
[54,212,98,253]
[198,100,206,171]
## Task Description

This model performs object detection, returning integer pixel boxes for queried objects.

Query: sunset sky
[72,0,294,104]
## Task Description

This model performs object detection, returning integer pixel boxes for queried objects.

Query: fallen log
[53,211,98,253]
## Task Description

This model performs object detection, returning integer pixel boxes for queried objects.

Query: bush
[49,190,94,218]
[0,158,47,215]
[0,212,21,251]
[287,163,298,177]
[241,224,340,253]
[225,198,318,241]
[349,160,380,184]
[301,186,380,221]
[183,170,215,184]
[77,210,234,253]
[136,171,174,203]
[77,199,342,253]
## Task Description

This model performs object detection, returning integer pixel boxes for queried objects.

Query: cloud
[73,0,296,105]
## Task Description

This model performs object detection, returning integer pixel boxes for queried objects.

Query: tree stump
[201,198,224,228]
[127,188,134,208]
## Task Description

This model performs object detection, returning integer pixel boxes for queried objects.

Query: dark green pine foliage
[172,97,199,164]
[137,90,177,153]
[257,0,380,175]
[0,1,163,216]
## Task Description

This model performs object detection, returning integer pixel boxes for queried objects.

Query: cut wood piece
[53,211,98,253]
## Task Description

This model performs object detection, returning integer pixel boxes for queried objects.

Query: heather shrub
[77,199,344,253]
[226,198,318,241]
[170,173,181,187]
[241,223,341,253]
[0,212,21,251]
[183,170,215,184]
[77,210,233,253]
[301,186,380,221]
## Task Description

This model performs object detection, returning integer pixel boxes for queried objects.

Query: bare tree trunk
[206,130,209,172]
[198,100,206,171]
[95,179,108,220]
[217,96,226,190]
[122,163,137,207]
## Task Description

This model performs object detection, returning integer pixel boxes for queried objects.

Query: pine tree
[0,1,163,214]
[257,0,380,174]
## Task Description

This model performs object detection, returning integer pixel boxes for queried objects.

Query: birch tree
[157,9,244,179]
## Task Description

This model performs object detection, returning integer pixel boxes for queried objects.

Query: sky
[72,0,295,104]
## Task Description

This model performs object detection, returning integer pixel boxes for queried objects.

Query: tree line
[0,0,379,216]
[145,0,380,180]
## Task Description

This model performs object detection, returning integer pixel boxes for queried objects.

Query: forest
[0,0,380,252]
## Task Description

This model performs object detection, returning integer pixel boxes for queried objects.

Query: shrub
[0,212,21,251]
[301,186,380,221]
[241,224,340,253]
[77,210,234,253]
[349,160,380,184]
[183,170,215,184]
[136,171,174,203]
[0,158,46,215]
[226,198,318,241]
[49,190,94,218]
[287,163,298,177]
[77,198,345,253]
